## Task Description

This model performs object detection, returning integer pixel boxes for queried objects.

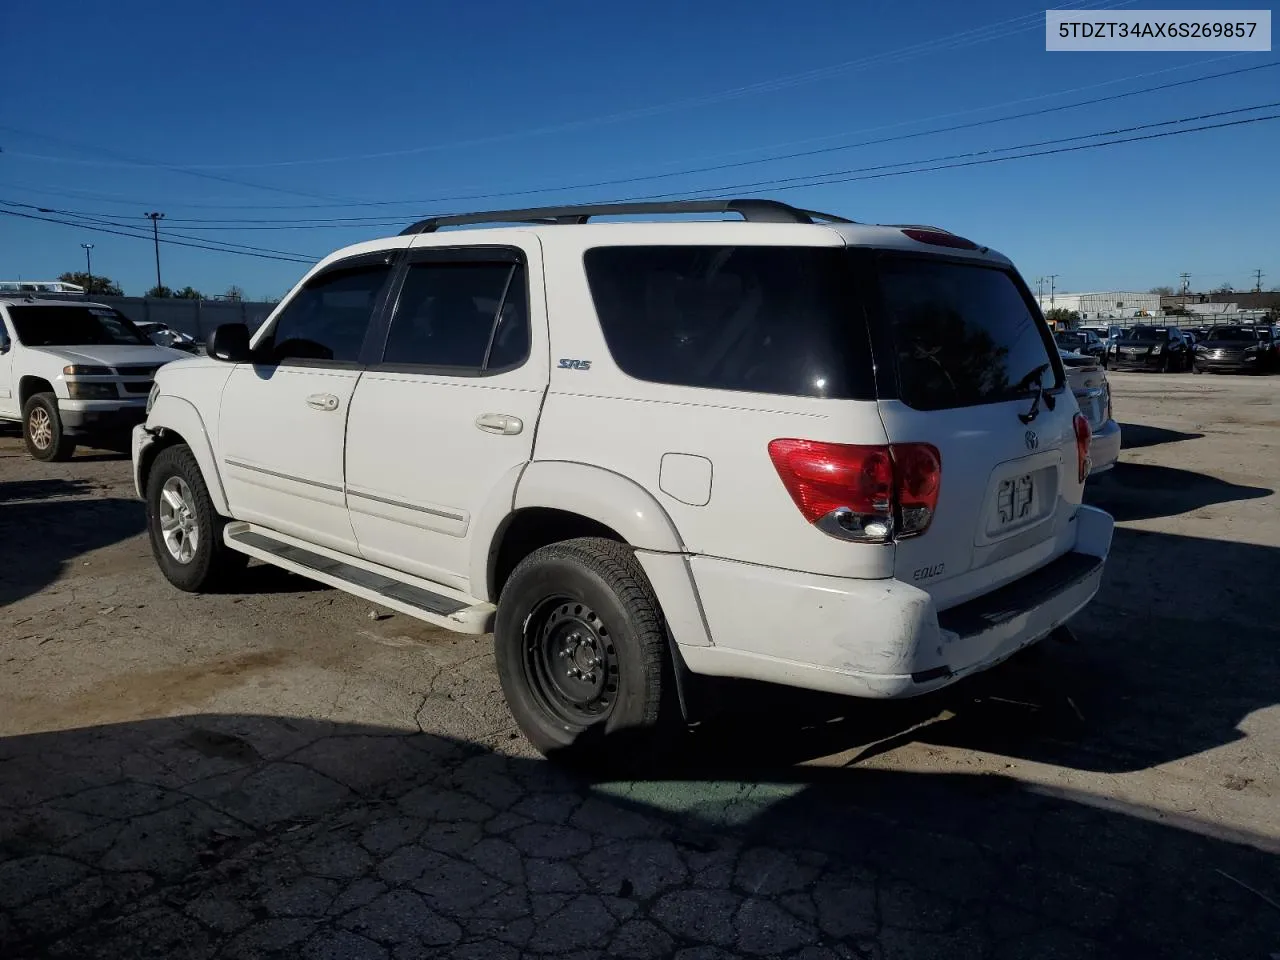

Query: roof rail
[400,199,853,235]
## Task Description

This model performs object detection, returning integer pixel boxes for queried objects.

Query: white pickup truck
[0,298,187,461]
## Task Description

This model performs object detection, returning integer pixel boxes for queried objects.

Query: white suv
[0,298,188,461]
[132,199,1114,761]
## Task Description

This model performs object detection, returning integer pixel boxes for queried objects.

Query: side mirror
[207,323,252,363]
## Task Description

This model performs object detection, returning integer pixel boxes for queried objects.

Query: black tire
[145,444,247,592]
[22,393,76,462]
[494,537,677,765]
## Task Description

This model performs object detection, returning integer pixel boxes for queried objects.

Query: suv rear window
[877,256,1058,411]
[583,245,875,400]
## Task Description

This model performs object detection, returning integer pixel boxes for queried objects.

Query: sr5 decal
[558,358,592,370]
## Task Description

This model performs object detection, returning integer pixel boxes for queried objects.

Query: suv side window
[261,262,392,364]
[381,260,529,371]
[583,245,875,399]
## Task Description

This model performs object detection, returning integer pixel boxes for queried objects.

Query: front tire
[494,537,676,764]
[23,393,76,462]
[145,445,247,592]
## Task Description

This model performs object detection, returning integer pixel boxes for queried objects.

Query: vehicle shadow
[1083,461,1272,522]
[0,712,1274,959]
[0,493,145,607]
[1117,422,1204,449]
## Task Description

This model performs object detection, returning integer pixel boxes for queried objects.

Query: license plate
[1124,346,1143,355]
[997,474,1035,526]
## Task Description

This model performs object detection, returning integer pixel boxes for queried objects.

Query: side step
[224,522,495,635]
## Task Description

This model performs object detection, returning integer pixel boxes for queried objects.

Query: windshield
[1206,327,1257,341]
[1054,332,1087,347]
[8,305,150,347]
[1125,326,1168,340]
[878,256,1058,411]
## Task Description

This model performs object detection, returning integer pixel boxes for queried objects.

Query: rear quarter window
[583,245,875,400]
[876,256,1059,411]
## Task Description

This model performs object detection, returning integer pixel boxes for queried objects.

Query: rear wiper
[1014,362,1055,424]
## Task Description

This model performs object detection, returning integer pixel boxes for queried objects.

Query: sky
[1,0,1277,299]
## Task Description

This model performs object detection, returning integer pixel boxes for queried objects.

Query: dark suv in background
[1193,325,1274,374]
[1107,325,1192,372]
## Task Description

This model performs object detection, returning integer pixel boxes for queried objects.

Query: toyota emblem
[1024,430,1039,451]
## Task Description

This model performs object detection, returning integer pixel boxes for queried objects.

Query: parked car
[1106,325,1192,372]
[0,298,188,461]
[1059,350,1120,475]
[136,321,200,354]
[131,198,1114,763]
[1054,329,1106,362]
[1192,325,1272,374]
[1080,324,1125,350]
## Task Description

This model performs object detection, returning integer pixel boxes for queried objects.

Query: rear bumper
[58,399,147,435]
[1088,418,1121,475]
[681,505,1114,699]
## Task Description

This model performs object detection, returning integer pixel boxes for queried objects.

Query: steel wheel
[523,597,620,727]
[158,476,200,564]
[27,407,52,450]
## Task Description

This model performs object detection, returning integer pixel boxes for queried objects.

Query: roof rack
[400,199,853,235]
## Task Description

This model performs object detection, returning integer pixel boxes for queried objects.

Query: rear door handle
[475,413,523,436]
[306,393,340,411]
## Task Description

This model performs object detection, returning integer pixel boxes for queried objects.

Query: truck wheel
[145,444,247,592]
[22,393,76,462]
[494,537,677,765]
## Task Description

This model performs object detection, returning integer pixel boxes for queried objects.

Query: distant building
[1034,291,1161,322]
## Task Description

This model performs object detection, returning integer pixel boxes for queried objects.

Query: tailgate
[870,253,1085,607]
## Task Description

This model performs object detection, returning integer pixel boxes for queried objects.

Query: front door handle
[306,393,340,412]
[475,413,523,436]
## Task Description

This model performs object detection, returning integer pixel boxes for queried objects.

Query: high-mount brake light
[900,228,979,250]
[768,439,942,543]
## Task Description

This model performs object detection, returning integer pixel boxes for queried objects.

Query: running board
[223,522,495,635]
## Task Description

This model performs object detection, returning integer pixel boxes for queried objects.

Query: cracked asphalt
[1,372,1278,959]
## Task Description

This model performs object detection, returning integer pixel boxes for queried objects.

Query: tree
[1148,285,1175,296]
[58,271,123,296]
[1213,283,1234,296]
[146,285,174,298]
[174,286,204,299]
[1044,307,1080,326]
[223,285,245,302]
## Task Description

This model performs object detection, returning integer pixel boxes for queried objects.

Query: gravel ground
[1,370,1277,959]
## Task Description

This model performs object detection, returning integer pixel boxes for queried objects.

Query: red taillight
[768,439,941,542]
[900,228,979,250]
[1073,412,1092,483]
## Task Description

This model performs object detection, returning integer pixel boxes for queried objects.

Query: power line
[0,0,1122,176]
[612,102,1280,201]
[0,207,316,263]
[8,59,1276,226]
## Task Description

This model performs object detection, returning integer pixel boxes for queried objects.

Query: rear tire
[23,393,76,462]
[145,444,247,592]
[494,537,677,766]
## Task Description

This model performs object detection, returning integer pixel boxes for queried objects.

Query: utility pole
[1179,272,1191,297]
[145,212,165,293]
[1047,274,1059,309]
[1035,276,1044,303]
[80,243,94,296]
[1253,269,1264,294]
